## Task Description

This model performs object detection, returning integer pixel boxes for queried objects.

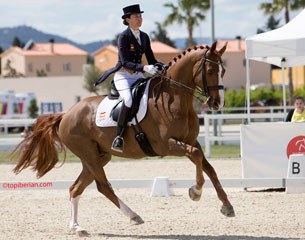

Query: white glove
[143,65,158,75]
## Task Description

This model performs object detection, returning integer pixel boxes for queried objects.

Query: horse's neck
[155,56,196,111]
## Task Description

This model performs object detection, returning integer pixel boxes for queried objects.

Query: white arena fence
[0,118,35,134]
[1,178,305,193]
[203,112,286,157]
[0,110,290,157]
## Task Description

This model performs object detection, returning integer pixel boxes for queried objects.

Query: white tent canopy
[246,9,305,67]
[245,9,305,121]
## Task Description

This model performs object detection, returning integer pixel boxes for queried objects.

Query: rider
[111,4,163,152]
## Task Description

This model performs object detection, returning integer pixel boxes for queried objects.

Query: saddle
[109,78,157,157]
[109,78,148,122]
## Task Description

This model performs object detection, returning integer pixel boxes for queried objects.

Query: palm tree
[259,0,305,104]
[257,15,281,33]
[150,22,176,48]
[163,0,210,48]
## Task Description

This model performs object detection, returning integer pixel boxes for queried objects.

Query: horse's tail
[12,113,66,178]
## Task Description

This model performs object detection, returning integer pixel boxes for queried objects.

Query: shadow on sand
[97,233,298,240]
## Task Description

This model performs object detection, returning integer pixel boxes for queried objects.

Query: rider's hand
[143,65,158,75]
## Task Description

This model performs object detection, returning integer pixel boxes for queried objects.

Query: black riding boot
[111,104,131,152]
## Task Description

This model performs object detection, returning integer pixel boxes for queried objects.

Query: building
[0,42,88,77]
[272,66,305,89]
[93,41,181,72]
[217,39,271,89]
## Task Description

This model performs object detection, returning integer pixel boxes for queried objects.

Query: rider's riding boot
[111,104,131,152]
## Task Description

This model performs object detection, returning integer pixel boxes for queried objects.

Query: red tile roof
[217,39,245,52]
[93,41,180,56]
[2,43,88,57]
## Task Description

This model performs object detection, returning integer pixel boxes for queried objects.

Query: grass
[0,144,240,164]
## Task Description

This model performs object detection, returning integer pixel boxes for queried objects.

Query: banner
[241,122,305,178]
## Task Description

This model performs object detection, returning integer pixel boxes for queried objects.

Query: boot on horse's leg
[111,103,131,152]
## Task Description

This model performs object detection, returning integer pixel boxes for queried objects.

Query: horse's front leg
[166,138,204,201]
[193,141,235,217]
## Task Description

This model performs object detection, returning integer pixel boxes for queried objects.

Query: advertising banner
[241,122,305,178]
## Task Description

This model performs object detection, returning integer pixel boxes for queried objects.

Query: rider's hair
[123,18,130,26]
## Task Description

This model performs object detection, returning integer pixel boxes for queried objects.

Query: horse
[12,41,235,236]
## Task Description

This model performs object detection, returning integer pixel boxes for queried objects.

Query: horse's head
[193,41,227,111]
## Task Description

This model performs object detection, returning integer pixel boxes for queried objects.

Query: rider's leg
[111,72,134,152]
[111,101,131,152]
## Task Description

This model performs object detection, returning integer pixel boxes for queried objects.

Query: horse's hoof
[69,226,90,237]
[76,230,90,237]
[130,215,144,225]
[221,204,235,217]
[188,186,202,201]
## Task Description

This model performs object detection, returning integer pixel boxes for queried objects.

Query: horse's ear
[218,42,228,56]
[210,41,217,52]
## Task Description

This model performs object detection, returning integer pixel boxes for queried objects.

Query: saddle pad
[95,80,151,127]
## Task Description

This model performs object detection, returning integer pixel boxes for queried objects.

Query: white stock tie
[133,30,141,45]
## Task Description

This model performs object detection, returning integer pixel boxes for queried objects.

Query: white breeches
[114,71,144,108]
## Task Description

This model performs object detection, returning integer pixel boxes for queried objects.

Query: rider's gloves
[143,65,158,75]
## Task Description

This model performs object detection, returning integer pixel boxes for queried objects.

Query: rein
[153,49,225,105]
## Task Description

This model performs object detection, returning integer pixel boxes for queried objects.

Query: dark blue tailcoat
[95,27,158,85]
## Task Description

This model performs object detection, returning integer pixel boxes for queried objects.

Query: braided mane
[167,45,209,68]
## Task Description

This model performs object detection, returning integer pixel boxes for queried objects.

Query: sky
[0,0,303,44]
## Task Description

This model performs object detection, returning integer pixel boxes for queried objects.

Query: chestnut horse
[13,42,235,236]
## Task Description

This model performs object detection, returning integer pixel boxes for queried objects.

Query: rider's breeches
[114,71,144,108]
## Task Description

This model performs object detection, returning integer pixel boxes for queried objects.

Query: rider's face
[126,13,142,30]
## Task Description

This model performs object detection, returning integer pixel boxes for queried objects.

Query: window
[28,63,33,72]
[46,63,51,72]
[63,63,71,72]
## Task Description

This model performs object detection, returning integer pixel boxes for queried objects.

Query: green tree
[163,0,210,48]
[259,0,305,104]
[112,33,120,47]
[83,64,105,95]
[36,69,47,77]
[150,22,176,48]
[28,99,39,118]
[12,36,24,48]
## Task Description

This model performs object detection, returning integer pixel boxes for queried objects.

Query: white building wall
[0,76,102,112]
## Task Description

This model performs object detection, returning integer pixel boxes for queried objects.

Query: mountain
[0,25,109,53]
[0,25,227,53]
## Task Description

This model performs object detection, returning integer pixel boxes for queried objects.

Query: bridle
[154,48,226,104]
[194,48,225,98]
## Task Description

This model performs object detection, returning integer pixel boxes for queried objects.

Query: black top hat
[121,4,144,19]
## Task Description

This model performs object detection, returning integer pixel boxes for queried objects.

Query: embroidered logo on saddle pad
[95,80,151,127]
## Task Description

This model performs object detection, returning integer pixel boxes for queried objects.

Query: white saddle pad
[95,80,151,127]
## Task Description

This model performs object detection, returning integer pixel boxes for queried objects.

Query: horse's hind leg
[74,149,144,225]
[69,166,94,236]
[93,163,144,225]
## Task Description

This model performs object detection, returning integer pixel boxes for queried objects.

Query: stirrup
[111,136,124,152]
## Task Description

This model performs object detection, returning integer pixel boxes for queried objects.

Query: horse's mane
[167,45,209,68]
